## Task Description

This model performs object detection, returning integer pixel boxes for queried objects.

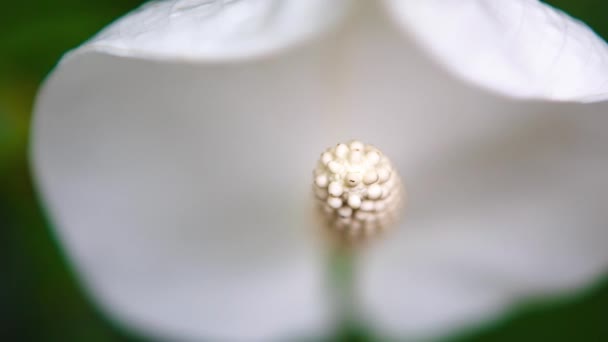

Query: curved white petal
[333,2,608,340]
[32,1,351,340]
[81,0,350,61]
[384,0,608,102]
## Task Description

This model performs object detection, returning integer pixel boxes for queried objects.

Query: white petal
[330,2,608,340]
[384,0,608,102]
[32,1,351,340]
[81,0,350,61]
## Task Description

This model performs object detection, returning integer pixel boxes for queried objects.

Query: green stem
[330,246,359,332]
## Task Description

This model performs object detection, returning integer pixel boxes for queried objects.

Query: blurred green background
[1,1,607,341]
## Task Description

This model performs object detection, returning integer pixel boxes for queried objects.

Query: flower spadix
[314,141,402,241]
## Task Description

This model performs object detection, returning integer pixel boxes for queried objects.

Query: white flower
[32,0,608,341]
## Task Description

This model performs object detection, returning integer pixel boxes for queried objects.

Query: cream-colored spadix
[313,141,403,240]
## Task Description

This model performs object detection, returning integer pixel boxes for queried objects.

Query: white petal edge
[328,2,608,340]
[384,0,608,102]
[73,0,351,62]
[31,1,354,340]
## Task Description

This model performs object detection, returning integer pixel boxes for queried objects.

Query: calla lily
[32,0,608,341]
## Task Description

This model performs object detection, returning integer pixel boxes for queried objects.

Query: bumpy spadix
[313,141,403,240]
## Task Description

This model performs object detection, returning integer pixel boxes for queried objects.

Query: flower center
[313,140,403,241]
